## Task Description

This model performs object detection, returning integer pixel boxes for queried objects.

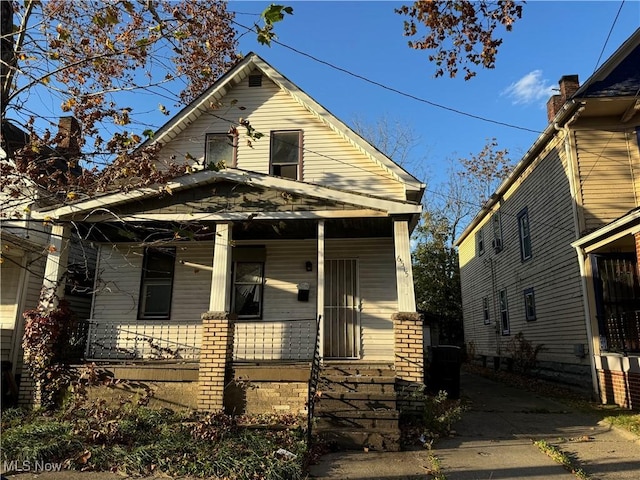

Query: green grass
[533,439,590,480]
[604,412,640,436]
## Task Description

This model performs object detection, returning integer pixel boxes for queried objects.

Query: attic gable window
[270,130,302,180]
[248,74,262,87]
[205,133,236,168]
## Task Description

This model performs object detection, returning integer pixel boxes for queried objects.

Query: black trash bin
[427,345,461,399]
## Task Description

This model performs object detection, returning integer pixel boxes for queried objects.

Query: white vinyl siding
[1,257,21,362]
[575,128,640,232]
[157,71,406,200]
[326,238,397,362]
[459,139,588,364]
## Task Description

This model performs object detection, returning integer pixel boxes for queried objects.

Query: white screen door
[324,259,360,358]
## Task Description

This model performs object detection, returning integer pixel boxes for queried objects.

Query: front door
[324,259,360,358]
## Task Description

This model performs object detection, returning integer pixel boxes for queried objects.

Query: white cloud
[502,70,555,105]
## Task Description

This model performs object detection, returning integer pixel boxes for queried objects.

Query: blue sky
[229,1,640,184]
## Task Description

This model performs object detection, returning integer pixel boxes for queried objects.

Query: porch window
[499,288,510,335]
[523,287,536,321]
[517,208,532,261]
[232,262,264,319]
[270,130,302,180]
[138,248,175,319]
[205,133,236,168]
[483,297,490,325]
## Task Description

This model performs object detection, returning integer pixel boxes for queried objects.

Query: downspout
[554,104,599,399]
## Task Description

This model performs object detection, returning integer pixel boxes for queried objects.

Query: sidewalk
[308,369,640,479]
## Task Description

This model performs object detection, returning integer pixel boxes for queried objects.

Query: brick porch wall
[598,369,640,410]
[393,312,424,384]
[198,312,235,411]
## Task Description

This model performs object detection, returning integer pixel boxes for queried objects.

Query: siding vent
[248,74,262,87]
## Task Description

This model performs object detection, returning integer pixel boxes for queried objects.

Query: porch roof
[32,168,421,223]
[571,207,640,253]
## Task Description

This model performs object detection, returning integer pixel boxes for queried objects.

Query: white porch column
[40,224,71,310]
[393,218,416,312]
[317,220,325,356]
[209,222,233,312]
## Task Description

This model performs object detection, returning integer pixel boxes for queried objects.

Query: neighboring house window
[499,288,510,335]
[138,248,175,319]
[492,211,503,253]
[232,262,265,319]
[524,287,536,321]
[270,130,302,180]
[517,208,532,261]
[205,133,236,168]
[476,228,485,256]
[483,297,490,325]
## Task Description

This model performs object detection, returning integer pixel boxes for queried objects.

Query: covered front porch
[573,209,640,409]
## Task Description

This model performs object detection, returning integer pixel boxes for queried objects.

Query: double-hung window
[517,208,532,261]
[205,133,236,168]
[231,247,266,319]
[499,288,510,335]
[270,130,302,180]
[524,287,536,321]
[482,297,490,325]
[232,263,264,318]
[476,228,485,256]
[492,211,503,252]
[138,248,176,319]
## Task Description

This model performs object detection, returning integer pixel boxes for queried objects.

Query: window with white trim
[499,288,510,335]
[483,296,490,325]
[517,207,532,261]
[205,133,236,168]
[138,248,175,319]
[270,130,302,180]
[476,228,485,256]
[524,287,536,321]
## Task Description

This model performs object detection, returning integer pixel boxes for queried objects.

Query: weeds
[534,439,590,480]
[427,454,447,480]
[505,332,544,374]
[1,403,307,479]
[604,412,640,436]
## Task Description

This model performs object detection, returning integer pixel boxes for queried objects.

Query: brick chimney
[56,116,81,157]
[546,75,580,123]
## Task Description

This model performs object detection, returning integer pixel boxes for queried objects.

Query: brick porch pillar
[635,232,640,274]
[198,312,235,411]
[393,312,424,384]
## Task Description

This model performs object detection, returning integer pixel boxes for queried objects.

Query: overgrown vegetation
[1,397,307,479]
[401,388,465,449]
[604,412,640,436]
[534,440,590,480]
[505,332,544,374]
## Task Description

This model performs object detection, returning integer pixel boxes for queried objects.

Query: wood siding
[459,138,589,365]
[156,70,405,200]
[89,236,397,362]
[575,127,640,233]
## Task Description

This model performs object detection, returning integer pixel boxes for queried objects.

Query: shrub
[506,332,544,374]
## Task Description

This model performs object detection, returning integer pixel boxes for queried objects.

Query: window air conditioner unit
[492,238,503,253]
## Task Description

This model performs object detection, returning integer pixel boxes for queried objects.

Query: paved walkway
[308,370,640,480]
[5,370,640,479]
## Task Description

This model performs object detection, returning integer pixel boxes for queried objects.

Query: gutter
[454,100,583,247]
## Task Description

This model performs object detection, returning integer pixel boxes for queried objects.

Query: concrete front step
[316,410,399,430]
[315,392,397,412]
[319,375,397,394]
[314,428,401,452]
